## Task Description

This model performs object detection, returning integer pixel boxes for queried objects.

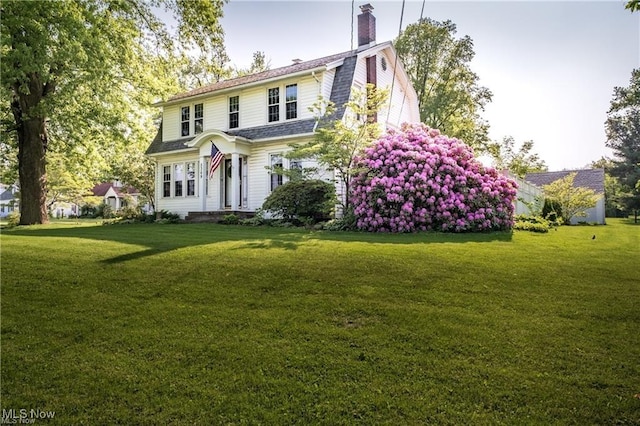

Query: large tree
[395,18,492,151]
[1,0,226,224]
[605,69,640,222]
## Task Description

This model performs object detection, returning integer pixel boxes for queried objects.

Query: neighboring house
[91,181,151,213]
[146,3,420,219]
[525,168,605,224]
[0,185,18,218]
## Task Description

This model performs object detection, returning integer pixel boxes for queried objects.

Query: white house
[0,185,18,218]
[91,181,151,213]
[146,4,420,219]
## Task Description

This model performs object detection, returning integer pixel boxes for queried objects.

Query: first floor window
[270,154,283,191]
[174,164,184,197]
[186,162,196,196]
[163,166,171,197]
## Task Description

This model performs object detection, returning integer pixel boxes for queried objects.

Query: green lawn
[1,219,639,424]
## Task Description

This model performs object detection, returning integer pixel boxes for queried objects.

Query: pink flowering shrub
[351,123,518,233]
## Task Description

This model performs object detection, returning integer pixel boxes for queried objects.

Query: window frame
[268,87,280,122]
[181,106,190,137]
[179,103,204,137]
[161,162,198,198]
[194,103,204,134]
[285,84,298,120]
[229,96,239,129]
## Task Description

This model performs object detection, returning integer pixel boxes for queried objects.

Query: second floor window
[229,96,239,129]
[194,103,203,134]
[268,88,280,122]
[181,106,190,137]
[285,84,297,119]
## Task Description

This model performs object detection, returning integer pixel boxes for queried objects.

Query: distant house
[145,3,420,219]
[91,181,150,213]
[525,168,605,224]
[0,185,18,218]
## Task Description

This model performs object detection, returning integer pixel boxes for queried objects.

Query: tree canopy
[487,136,548,178]
[395,18,492,151]
[1,0,226,224]
[542,173,601,224]
[605,68,640,222]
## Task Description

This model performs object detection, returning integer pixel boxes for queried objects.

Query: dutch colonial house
[146,4,420,219]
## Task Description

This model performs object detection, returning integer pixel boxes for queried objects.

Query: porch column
[231,152,240,210]
[200,156,207,211]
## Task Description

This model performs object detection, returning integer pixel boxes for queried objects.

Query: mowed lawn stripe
[1,219,638,424]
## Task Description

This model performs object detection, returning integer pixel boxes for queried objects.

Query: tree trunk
[17,116,49,225]
[11,79,50,225]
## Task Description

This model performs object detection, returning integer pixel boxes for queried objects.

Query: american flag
[208,143,224,179]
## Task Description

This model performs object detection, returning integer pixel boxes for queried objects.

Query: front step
[185,210,255,223]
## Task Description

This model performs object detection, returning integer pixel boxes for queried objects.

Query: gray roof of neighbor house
[146,51,359,155]
[0,189,14,201]
[525,169,605,194]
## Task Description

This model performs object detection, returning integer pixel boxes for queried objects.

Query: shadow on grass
[4,222,513,264]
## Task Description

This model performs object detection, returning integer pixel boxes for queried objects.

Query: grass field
[1,219,639,424]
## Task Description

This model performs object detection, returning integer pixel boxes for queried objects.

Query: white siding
[240,86,264,128]
[162,105,180,141]
[322,69,336,100]
[155,152,204,218]
[206,96,226,130]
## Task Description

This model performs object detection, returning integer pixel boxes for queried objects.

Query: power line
[386,0,406,124]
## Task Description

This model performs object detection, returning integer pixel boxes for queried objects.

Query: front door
[224,159,232,208]
[223,157,244,209]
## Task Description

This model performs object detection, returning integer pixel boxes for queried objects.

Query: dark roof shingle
[167,50,356,103]
[525,169,605,194]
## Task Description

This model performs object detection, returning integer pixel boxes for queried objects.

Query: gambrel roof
[146,51,360,155]
[165,50,356,104]
[525,169,605,194]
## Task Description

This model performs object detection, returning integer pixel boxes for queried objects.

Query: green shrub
[239,209,265,227]
[323,209,358,231]
[262,179,335,223]
[155,210,181,224]
[542,198,563,223]
[5,211,20,227]
[513,214,551,233]
[221,214,239,225]
[118,205,143,220]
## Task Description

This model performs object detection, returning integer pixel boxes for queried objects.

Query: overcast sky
[218,0,638,171]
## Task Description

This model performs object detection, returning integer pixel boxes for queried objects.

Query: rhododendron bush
[351,123,518,232]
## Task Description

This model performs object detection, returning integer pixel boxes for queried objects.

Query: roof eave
[156,65,330,108]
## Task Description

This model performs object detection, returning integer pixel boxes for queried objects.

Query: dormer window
[268,84,298,123]
[229,96,239,129]
[181,106,190,137]
[180,103,204,136]
[285,84,297,119]
[268,88,280,122]
[194,103,203,134]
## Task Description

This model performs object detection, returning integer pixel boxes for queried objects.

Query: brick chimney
[358,3,376,49]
